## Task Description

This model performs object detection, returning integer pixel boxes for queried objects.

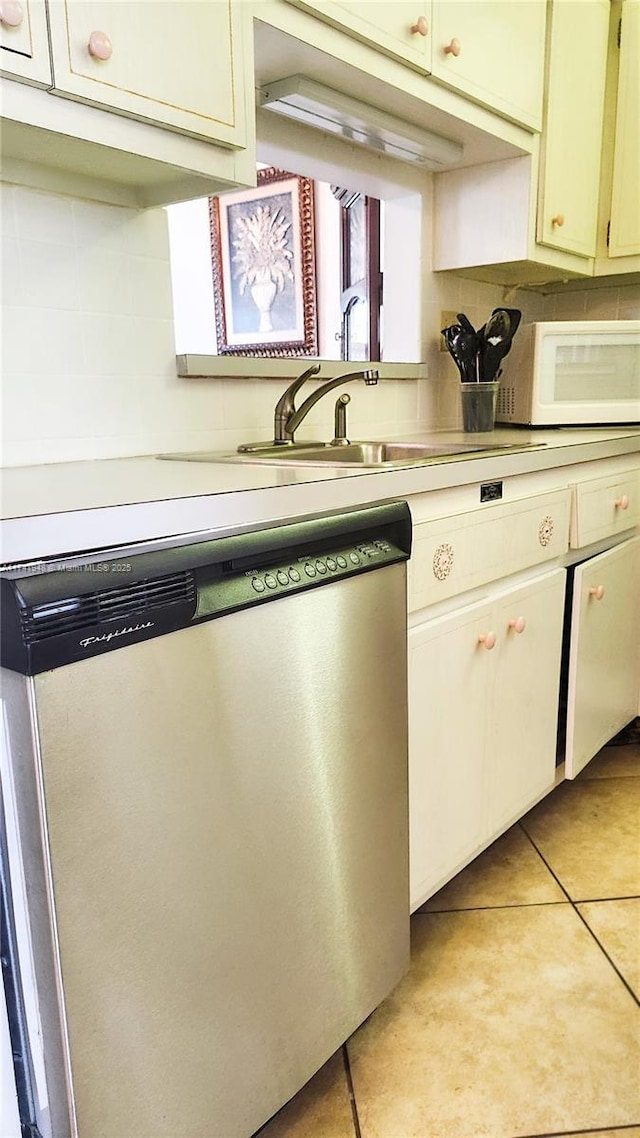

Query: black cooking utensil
[478,307,521,382]
[456,312,477,336]
[441,316,479,383]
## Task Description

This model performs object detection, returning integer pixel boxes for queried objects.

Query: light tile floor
[255,741,640,1138]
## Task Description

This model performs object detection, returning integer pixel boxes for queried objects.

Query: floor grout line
[513,1123,640,1137]
[415,899,571,915]
[342,1043,363,1138]
[518,824,640,1008]
[575,893,640,903]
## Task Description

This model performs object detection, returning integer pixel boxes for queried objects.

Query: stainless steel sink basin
[159,439,545,468]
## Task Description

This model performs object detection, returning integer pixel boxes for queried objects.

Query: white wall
[166,197,217,356]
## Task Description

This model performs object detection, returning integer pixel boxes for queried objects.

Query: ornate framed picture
[209,167,318,357]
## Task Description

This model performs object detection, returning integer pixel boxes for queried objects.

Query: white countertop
[2,427,640,564]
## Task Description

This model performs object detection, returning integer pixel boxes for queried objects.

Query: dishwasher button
[289,567,301,583]
[304,563,317,578]
[315,560,327,575]
[336,555,348,569]
[277,571,289,586]
[326,558,337,572]
[251,577,266,593]
[349,552,361,565]
[264,574,278,589]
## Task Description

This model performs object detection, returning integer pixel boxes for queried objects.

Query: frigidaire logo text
[79,621,154,648]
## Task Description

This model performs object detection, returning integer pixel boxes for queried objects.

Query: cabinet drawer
[409,489,570,612]
[570,469,640,548]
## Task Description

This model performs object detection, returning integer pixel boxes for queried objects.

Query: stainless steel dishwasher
[0,502,411,1138]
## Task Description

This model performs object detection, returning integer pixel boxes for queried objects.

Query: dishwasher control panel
[196,538,399,618]
[248,539,392,593]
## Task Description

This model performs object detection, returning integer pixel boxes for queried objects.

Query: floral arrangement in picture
[231,202,294,333]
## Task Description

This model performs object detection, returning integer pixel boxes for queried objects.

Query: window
[333,187,382,362]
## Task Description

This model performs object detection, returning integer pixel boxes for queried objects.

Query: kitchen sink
[158,439,546,468]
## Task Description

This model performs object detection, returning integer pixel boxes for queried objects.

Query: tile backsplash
[1,185,431,465]
[1,183,638,466]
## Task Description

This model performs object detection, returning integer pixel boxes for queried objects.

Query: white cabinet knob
[589,585,605,600]
[478,631,496,650]
[508,616,526,634]
[615,494,630,510]
[411,16,429,35]
[88,29,112,61]
[444,37,461,56]
[0,1,24,27]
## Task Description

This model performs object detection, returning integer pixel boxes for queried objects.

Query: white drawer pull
[615,495,630,510]
[0,1,23,27]
[508,616,526,634]
[478,631,496,650]
[589,585,605,601]
[410,15,429,35]
[88,29,112,60]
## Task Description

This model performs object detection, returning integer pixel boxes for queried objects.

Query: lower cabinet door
[409,569,567,911]
[408,597,493,910]
[565,536,640,777]
[486,570,566,834]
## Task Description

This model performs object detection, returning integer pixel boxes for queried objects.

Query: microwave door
[537,328,640,425]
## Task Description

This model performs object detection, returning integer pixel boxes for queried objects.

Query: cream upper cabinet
[430,0,546,130]
[433,1,617,283]
[283,0,545,129]
[46,0,246,148]
[283,1,433,69]
[0,0,51,86]
[0,0,255,207]
[536,0,609,258]
[608,0,640,257]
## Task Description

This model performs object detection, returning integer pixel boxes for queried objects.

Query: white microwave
[496,320,640,426]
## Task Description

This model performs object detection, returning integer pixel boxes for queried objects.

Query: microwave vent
[497,385,515,417]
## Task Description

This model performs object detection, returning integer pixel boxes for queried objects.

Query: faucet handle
[274,362,321,443]
[364,369,379,385]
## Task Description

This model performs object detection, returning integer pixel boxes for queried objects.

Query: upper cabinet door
[609,0,640,256]
[284,1,433,70]
[46,0,247,148]
[0,0,52,86]
[537,0,609,258]
[430,0,546,130]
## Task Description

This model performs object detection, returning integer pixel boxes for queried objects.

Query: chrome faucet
[273,364,379,445]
